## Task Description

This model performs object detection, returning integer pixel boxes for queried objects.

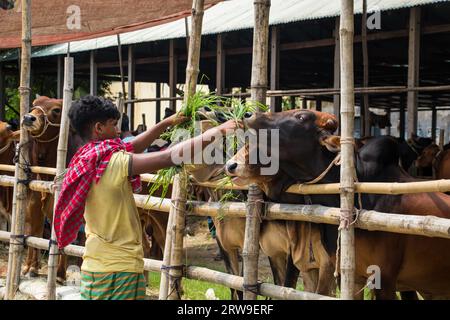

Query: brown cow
[0,120,20,226]
[416,144,450,180]
[226,109,450,299]
[188,111,339,297]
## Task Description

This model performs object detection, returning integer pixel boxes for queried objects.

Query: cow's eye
[52,109,61,114]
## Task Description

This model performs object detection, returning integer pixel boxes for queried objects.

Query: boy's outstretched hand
[216,120,244,135]
[163,113,189,126]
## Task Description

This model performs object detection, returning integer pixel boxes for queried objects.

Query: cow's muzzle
[22,114,37,126]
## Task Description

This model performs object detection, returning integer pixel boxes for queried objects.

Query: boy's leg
[81,271,146,300]
[110,272,146,300]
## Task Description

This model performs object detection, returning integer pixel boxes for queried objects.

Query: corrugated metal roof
[1,0,449,62]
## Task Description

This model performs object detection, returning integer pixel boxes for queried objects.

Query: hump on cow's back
[358,136,400,166]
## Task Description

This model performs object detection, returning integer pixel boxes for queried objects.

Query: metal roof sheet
[1,0,449,62]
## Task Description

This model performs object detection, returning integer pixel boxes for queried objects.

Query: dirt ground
[0,216,274,300]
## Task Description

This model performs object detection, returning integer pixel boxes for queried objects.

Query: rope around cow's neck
[29,105,61,143]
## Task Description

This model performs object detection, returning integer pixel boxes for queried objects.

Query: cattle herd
[0,96,449,300]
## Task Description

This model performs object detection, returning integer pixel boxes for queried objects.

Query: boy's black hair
[69,95,120,140]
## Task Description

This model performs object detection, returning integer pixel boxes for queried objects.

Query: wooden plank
[169,39,178,111]
[216,34,225,95]
[407,7,421,138]
[89,50,97,95]
[127,45,135,130]
[270,26,281,112]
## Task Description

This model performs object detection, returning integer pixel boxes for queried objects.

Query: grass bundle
[148,90,268,205]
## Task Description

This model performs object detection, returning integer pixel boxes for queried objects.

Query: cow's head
[22,96,62,137]
[225,109,339,184]
[0,120,19,150]
[415,143,441,169]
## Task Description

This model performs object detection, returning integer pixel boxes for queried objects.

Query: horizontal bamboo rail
[1,176,450,239]
[0,230,334,300]
[4,167,450,195]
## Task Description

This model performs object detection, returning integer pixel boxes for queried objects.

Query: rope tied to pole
[51,169,67,193]
[246,198,265,223]
[9,234,30,249]
[243,282,261,295]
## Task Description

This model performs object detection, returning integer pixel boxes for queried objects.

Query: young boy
[54,95,239,300]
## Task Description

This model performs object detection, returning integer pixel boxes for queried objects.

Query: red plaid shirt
[54,138,141,248]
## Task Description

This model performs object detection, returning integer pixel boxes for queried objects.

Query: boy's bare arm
[130,120,241,176]
[130,113,187,154]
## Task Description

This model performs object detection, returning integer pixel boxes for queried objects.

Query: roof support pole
[57,55,64,99]
[316,98,322,112]
[270,25,281,112]
[169,39,178,111]
[407,7,421,138]
[400,94,406,139]
[432,106,437,142]
[333,17,341,126]
[339,0,356,300]
[89,50,97,96]
[362,0,371,137]
[127,45,135,130]
[155,82,161,123]
[216,34,225,96]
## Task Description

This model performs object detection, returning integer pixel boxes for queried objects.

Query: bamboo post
[431,106,437,142]
[169,40,178,111]
[46,57,74,300]
[116,96,125,132]
[339,0,356,300]
[244,0,271,300]
[5,0,32,300]
[158,198,175,299]
[166,0,205,300]
[362,0,370,137]
[167,174,188,300]
[333,17,341,120]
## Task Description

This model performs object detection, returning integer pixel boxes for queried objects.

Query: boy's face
[94,118,120,140]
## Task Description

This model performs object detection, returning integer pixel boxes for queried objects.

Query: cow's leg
[23,191,45,277]
[56,254,68,284]
[302,269,319,293]
[284,255,300,289]
[311,226,335,296]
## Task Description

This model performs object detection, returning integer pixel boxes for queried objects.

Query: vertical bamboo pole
[169,40,178,111]
[57,56,64,99]
[270,26,281,113]
[5,0,31,300]
[362,0,370,137]
[244,0,270,301]
[0,62,5,121]
[89,50,97,96]
[155,83,161,123]
[439,128,445,150]
[166,0,205,301]
[333,17,341,120]
[399,95,406,139]
[46,57,74,300]
[128,45,135,130]
[167,174,188,300]
[216,34,225,96]
[116,97,125,133]
[339,0,356,300]
[407,7,421,138]
[158,196,175,300]
[431,106,437,142]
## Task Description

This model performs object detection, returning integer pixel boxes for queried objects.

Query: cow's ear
[320,135,341,152]
[10,130,20,141]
